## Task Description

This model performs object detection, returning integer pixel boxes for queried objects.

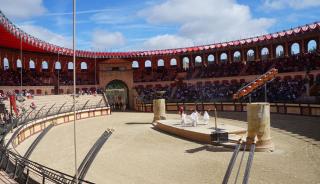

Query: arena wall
[9,107,111,148]
[98,59,134,108]
[0,85,97,95]
[133,70,320,88]
[135,102,320,117]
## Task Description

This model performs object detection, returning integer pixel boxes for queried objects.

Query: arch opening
[195,56,202,66]
[17,59,22,68]
[145,60,152,68]
[276,45,284,58]
[42,61,49,70]
[3,58,9,70]
[247,49,255,61]
[208,54,214,63]
[233,51,241,62]
[220,53,227,62]
[291,43,300,55]
[132,61,139,69]
[261,47,269,60]
[182,57,189,69]
[81,62,88,70]
[157,59,165,67]
[170,58,177,66]
[68,62,74,70]
[29,60,35,70]
[307,40,317,52]
[105,80,129,111]
[55,62,61,70]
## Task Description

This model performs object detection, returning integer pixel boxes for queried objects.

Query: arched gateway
[105,80,129,110]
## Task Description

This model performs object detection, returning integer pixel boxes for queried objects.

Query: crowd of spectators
[0,69,50,86]
[136,77,312,104]
[0,69,95,86]
[0,51,318,85]
[249,77,306,102]
[133,51,320,82]
[135,85,172,103]
[134,67,179,82]
[172,82,241,102]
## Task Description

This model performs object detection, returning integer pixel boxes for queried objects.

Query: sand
[14,112,320,184]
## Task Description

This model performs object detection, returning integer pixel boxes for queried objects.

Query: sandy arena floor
[14,112,320,184]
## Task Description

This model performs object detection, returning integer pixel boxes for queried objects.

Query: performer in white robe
[203,111,210,125]
[181,113,187,126]
[191,111,199,127]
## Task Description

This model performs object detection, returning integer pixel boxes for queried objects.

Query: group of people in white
[180,110,210,127]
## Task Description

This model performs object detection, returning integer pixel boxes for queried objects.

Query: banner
[9,95,18,116]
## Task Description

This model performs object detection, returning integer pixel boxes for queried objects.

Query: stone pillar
[269,44,274,59]
[284,42,289,57]
[215,52,220,64]
[255,46,260,61]
[246,102,274,152]
[153,98,166,122]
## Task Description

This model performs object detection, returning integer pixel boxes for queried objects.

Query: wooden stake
[214,108,218,130]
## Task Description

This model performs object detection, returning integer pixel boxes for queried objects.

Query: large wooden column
[247,102,274,152]
[153,98,166,122]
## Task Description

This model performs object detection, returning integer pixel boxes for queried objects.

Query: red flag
[9,95,18,116]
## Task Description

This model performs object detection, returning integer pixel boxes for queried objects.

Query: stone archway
[105,80,129,111]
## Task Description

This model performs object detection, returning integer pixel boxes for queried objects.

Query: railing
[135,101,320,116]
[233,68,278,100]
[16,102,106,130]
[76,130,113,181]
[0,99,109,183]
[222,142,256,184]
[0,149,93,184]
[102,92,109,106]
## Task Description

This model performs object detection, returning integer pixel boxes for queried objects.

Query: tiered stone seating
[0,170,18,184]
[3,94,106,116]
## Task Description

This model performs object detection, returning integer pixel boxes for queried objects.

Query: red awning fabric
[0,10,319,58]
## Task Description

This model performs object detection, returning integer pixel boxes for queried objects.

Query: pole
[9,97,13,133]
[214,108,217,130]
[264,83,267,102]
[72,0,78,183]
[20,35,23,94]
[57,52,60,95]
[95,53,97,92]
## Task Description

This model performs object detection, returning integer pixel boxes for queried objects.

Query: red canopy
[0,11,319,58]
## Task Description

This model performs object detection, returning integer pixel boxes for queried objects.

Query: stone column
[153,98,166,122]
[247,102,274,152]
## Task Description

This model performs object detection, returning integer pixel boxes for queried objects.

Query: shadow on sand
[126,122,153,125]
[216,111,320,143]
[185,145,234,153]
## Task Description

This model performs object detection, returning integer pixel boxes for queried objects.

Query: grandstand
[0,3,319,184]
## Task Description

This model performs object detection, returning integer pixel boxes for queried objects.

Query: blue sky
[0,0,319,51]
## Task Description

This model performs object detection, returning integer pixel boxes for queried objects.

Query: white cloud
[0,0,46,19]
[139,0,275,47]
[91,29,126,49]
[90,12,130,25]
[262,0,320,10]
[20,24,72,48]
[142,34,194,50]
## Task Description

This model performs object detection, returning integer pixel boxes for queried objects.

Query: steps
[0,170,17,184]
[3,94,106,115]
[170,86,177,99]
[310,84,320,96]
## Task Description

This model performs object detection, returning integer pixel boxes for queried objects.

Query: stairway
[0,170,17,184]
[2,94,106,114]
[170,86,177,99]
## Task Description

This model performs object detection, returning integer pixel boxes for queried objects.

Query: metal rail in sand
[76,129,113,181]
[222,142,256,184]
[23,124,53,159]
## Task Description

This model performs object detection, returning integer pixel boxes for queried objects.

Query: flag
[9,95,18,116]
